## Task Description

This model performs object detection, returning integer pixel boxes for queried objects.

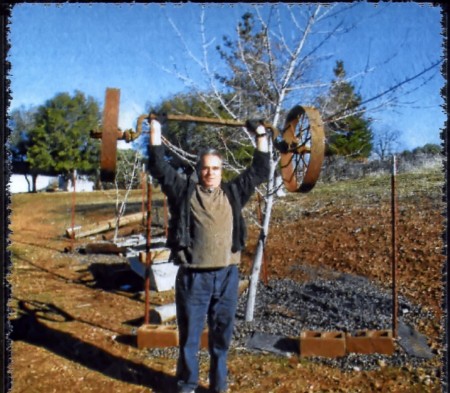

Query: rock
[233,274,435,371]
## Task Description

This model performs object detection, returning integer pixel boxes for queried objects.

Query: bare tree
[151,4,442,321]
[372,128,401,160]
[112,150,143,243]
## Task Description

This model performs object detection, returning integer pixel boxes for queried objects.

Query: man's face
[199,154,222,189]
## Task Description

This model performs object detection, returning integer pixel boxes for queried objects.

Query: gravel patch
[144,271,438,372]
[233,273,436,371]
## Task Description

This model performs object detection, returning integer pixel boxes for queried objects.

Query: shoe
[177,380,196,393]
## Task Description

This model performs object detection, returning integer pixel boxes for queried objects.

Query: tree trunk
[32,174,37,193]
[61,172,70,192]
[245,153,276,322]
[70,170,77,191]
[24,174,31,193]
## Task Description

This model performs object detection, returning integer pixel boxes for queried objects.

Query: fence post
[144,174,153,325]
[391,155,398,339]
[70,170,77,252]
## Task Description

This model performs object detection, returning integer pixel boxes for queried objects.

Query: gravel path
[233,273,436,371]
[146,270,437,373]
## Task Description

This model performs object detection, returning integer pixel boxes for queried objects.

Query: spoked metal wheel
[279,106,325,193]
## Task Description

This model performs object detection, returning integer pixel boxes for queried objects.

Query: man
[148,117,269,393]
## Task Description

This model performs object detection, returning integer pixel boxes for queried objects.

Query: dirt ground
[7,168,445,392]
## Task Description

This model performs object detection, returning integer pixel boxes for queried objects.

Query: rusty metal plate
[280,106,325,193]
[246,331,299,355]
[100,88,120,182]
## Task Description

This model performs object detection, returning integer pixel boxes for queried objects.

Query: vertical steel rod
[391,155,398,339]
[141,164,146,225]
[70,171,77,252]
[163,195,168,239]
[144,174,153,325]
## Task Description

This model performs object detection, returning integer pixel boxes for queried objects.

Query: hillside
[7,161,445,392]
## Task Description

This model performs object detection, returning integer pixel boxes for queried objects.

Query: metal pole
[70,170,77,252]
[144,174,153,325]
[164,113,246,127]
[163,195,168,239]
[391,155,398,339]
[141,164,146,225]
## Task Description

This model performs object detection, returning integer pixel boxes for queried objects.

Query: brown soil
[8,169,445,392]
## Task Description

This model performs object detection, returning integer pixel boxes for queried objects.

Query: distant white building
[9,173,94,194]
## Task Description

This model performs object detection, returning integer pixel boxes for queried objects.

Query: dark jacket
[148,145,270,257]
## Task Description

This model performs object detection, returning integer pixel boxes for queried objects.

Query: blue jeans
[175,265,239,393]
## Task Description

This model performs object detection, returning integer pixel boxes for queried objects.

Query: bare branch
[254,7,281,100]
[199,10,240,120]
[166,15,204,70]
[324,59,442,122]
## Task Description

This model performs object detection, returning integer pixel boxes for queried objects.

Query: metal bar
[164,113,246,127]
[163,195,168,239]
[141,164,146,225]
[149,113,280,139]
[70,171,76,252]
[391,155,398,339]
[92,112,280,142]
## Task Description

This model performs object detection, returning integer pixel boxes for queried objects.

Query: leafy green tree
[26,91,101,191]
[9,105,36,164]
[317,61,373,160]
[9,106,39,191]
[412,143,441,155]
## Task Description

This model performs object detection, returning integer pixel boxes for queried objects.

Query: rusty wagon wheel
[279,105,325,193]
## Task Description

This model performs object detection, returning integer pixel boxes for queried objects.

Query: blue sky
[8,2,445,152]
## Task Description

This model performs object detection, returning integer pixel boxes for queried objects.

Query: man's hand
[245,119,268,152]
[149,118,162,146]
[245,119,265,135]
[255,125,267,137]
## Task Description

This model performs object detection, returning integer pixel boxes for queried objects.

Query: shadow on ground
[10,299,209,393]
[88,262,144,292]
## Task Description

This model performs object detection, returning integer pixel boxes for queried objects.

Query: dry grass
[7,164,445,392]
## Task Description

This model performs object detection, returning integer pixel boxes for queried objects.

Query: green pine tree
[317,61,373,160]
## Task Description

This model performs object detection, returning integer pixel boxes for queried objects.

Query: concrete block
[137,324,178,349]
[137,324,209,350]
[346,329,395,355]
[300,330,346,358]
